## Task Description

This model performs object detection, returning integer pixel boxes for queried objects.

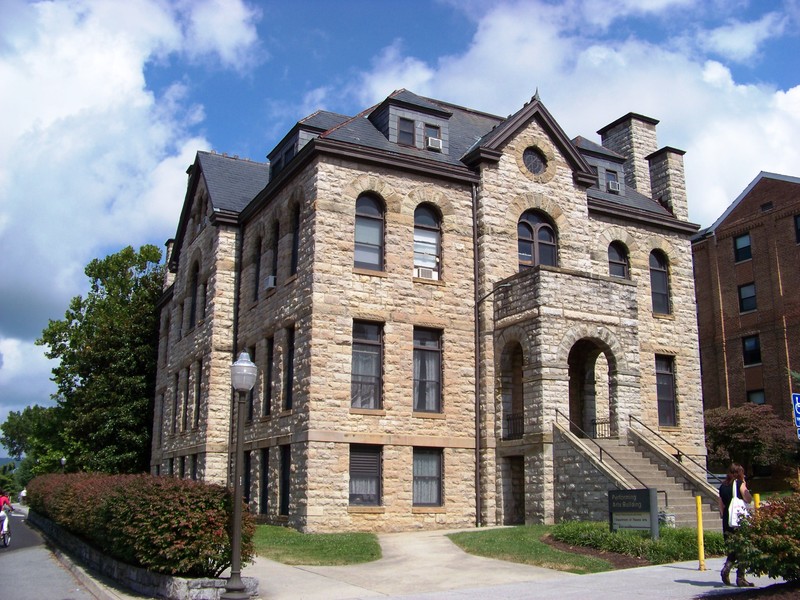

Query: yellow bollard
[696,496,706,571]
[754,493,760,513]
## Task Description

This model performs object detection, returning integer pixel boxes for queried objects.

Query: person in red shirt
[0,490,12,536]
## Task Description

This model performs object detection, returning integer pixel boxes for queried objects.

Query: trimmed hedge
[551,520,726,564]
[27,473,255,577]
[730,491,800,581]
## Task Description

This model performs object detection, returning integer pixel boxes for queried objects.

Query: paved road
[0,511,96,600]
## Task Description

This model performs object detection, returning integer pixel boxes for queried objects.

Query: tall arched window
[649,250,671,314]
[253,237,262,302]
[290,207,300,275]
[518,210,557,270]
[608,242,629,278]
[354,194,384,271]
[413,204,441,279]
[188,262,200,329]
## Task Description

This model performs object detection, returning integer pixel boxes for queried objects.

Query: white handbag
[728,480,749,527]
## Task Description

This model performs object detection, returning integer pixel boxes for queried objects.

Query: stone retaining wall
[27,511,258,600]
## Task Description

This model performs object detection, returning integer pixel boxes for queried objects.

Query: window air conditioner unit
[607,181,621,193]
[415,267,438,280]
[426,137,443,151]
[264,275,277,290]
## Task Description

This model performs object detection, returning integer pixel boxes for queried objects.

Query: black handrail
[628,415,724,486]
[555,409,668,508]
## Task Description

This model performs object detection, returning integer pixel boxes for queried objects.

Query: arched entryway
[567,339,616,438]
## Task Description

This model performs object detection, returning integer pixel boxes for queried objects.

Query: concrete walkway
[253,528,569,599]
[47,525,784,600]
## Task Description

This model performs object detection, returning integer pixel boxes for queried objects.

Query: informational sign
[608,488,659,540]
[793,394,800,430]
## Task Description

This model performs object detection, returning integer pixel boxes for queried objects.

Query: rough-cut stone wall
[152,179,239,485]
[478,116,705,525]
[553,427,617,522]
[231,156,480,532]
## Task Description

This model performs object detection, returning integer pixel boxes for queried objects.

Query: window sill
[412,506,445,514]
[743,362,762,368]
[259,414,273,422]
[413,277,445,286]
[348,506,384,514]
[350,408,386,416]
[651,312,675,320]
[412,411,445,419]
[658,426,681,431]
[738,309,757,315]
[353,268,387,277]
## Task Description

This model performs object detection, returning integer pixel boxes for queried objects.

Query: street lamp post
[60,457,66,472]
[222,351,257,600]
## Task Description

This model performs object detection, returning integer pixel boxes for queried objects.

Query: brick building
[692,172,800,421]
[152,89,710,532]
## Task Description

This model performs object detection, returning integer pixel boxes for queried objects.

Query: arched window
[253,237,262,302]
[608,242,629,278]
[270,220,279,283]
[518,210,557,270]
[649,250,671,314]
[354,194,384,271]
[188,262,200,329]
[290,207,300,275]
[413,204,441,279]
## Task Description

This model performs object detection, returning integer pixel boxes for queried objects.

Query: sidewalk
[50,524,783,600]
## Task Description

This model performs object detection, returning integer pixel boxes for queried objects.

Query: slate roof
[299,110,351,132]
[322,89,503,168]
[572,136,625,161]
[587,185,674,219]
[196,151,269,214]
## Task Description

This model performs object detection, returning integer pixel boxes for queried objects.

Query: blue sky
[1,0,799,451]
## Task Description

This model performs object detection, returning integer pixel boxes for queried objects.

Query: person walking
[718,463,753,587]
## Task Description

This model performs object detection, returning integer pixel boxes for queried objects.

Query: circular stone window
[522,146,547,175]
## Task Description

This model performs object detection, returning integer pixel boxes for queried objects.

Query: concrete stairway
[591,437,722,531]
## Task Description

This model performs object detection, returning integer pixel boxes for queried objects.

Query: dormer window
[607,170,620,193]
[399,118,415,146]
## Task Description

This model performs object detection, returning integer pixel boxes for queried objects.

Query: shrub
[729,492,800,582]
[551,520,726,564]
[27,473,254,577]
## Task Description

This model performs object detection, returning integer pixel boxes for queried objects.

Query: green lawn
[252,525,382,565]
[448,525,614,574]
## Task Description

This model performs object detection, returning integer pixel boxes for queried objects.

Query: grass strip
[253,524,381,565]
[448,525,614,574]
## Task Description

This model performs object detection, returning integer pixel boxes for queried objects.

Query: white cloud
[349,0,800,229]
[180,0,264,70]
[0,0,260,345]
[698,12,787,63]
[0,337,58,427]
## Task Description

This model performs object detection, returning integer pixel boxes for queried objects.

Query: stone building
[152,89,713,532]
[692,172,800,422]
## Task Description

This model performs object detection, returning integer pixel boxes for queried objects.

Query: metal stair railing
[628,415,724,486]
[555,409,668,507]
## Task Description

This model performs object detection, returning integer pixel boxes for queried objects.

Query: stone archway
[567,338,616,438]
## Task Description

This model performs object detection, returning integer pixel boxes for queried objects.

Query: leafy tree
[704,403,798,475]
[1,404,62,460]
[36,245,163,474]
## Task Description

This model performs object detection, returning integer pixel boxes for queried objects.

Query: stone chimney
[597,113,659,195]
[164,238,176,289]
[648,147,688,221]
